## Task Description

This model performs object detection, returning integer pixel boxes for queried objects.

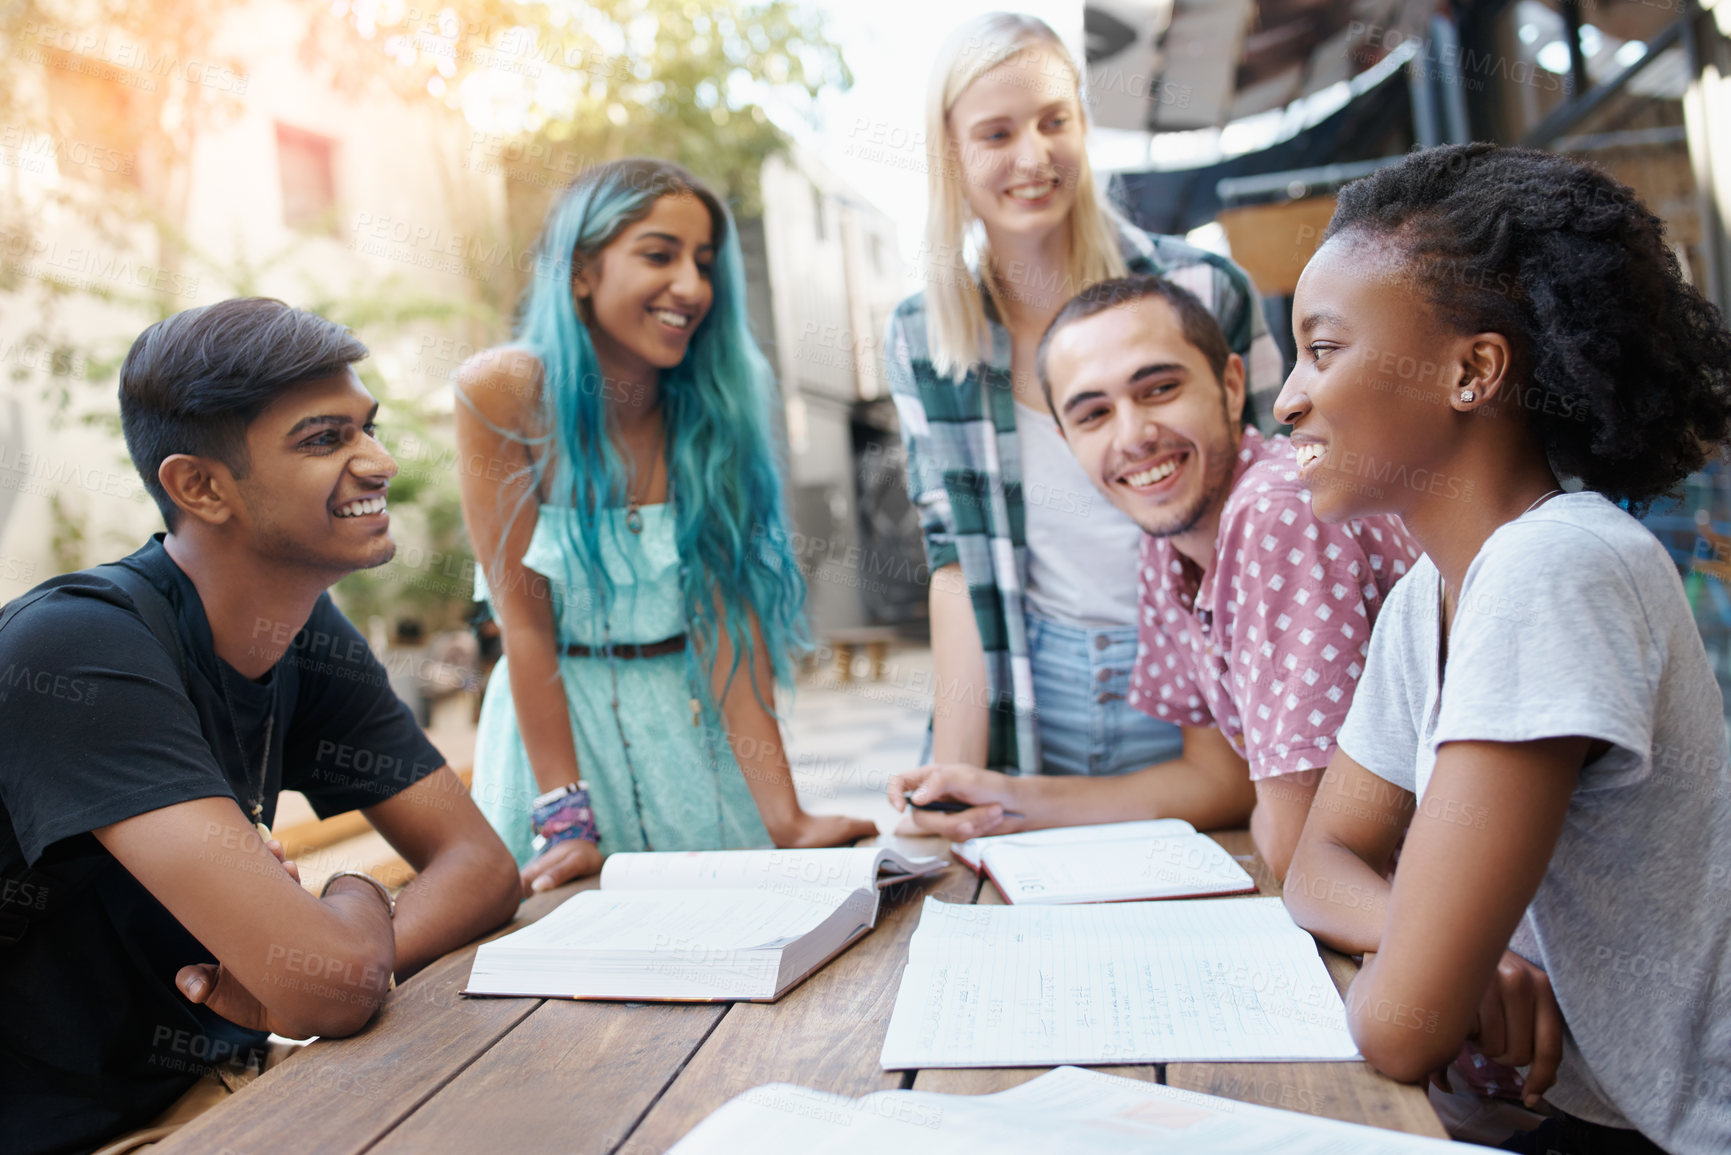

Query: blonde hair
[923,12,1128,380]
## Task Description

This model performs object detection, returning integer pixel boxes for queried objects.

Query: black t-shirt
[0,537,444,1155]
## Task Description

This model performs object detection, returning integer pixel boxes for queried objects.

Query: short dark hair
[1036,275,1233,419]
[120,298,368,528]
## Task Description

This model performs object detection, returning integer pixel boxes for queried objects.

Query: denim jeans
[1026,611,1184,776]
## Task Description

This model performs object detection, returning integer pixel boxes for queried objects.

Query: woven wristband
[532,788,599,847]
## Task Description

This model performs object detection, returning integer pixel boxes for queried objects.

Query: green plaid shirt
[885,227,1286,775]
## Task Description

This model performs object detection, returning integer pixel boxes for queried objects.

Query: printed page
[670,1066,1481,1154]
[879,897,1361,1067]
[983,832,1254,904]
[492,888,852,952]
[601,848,885,894]
[951,818,1197,870]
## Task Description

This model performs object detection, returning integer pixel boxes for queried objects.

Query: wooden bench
[820,625,905,684]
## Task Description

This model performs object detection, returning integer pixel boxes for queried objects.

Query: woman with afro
[1278,143,1731,1155]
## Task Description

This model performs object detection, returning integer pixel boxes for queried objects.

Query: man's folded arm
[95,795,396,1039]
[361,765,521,976]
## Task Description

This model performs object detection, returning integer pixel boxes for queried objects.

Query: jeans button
[1093,634,1110,651]
[1096,691,1109,704]
[1096,668,1111,683]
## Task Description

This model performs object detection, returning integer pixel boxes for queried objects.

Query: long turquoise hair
[498,156,809,705]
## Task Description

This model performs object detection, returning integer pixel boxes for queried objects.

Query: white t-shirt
[1338,492,1731,1153]
[1012,401,1141,628]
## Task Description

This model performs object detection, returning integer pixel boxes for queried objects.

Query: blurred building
[0,0,508,602]
[742,145,926,641]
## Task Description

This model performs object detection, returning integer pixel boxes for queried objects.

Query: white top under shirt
[1012,401,1141,629]
[1337,492,1731,1153]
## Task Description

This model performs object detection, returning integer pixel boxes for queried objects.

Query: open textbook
[880,897,1360,1067]
[465,846,945,1002]
[668,1066,1486,1154]
[950,819,1256,904]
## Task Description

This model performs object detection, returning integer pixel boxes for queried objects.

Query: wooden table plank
[369,999,727,1155]
[1166,1052,1448,1137]
[154,883,592,1155]
[620,837,968,1153]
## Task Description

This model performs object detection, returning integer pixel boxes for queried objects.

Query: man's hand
[521,837,603,895]
[888,764,1024,840]
[770,813,880,849]
[1471,950,1563,1108]
[176,962,309,1038]
[175,836,309,1038]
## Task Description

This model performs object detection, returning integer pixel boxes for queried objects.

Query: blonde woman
[887,13,1284,803]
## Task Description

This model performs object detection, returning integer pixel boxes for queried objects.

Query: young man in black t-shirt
[0,299,521,1154]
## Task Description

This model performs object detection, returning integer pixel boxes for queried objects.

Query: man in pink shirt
[890,275,1418,878]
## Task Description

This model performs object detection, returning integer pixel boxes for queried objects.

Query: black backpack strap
[88,562,188,691]
[0,562,190,948]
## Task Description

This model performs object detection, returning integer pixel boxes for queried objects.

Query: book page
[983,832,1253,904]
[951,818,1197,870]
[871,846,948,887]
[670,1066,1478,1154]
[879,897,1361,1067]
[601,848,885,894]
[481,887,854,954]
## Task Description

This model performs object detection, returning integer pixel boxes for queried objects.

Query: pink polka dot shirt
[1128,429,1421,780]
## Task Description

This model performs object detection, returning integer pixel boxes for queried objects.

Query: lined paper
[880,897,1361,1068]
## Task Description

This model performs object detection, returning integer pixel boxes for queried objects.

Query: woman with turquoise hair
[456,157,877,894]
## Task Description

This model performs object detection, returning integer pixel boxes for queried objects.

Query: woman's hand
[521,838,603,896]
[1471,950,1563,1107]
[887,763,1024,840]
[770,812,880,849]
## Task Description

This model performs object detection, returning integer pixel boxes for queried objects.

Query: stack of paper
[880,897,1360,1067]
[669,1066,1485,1153]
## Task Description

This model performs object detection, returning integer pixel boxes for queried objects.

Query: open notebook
[464,846,944,1002]
[880,896,1360,1067]
[951,819,1256,904]
[669,1066,1480,1154]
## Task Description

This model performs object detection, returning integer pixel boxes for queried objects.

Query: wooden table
[155,832,1446,1153]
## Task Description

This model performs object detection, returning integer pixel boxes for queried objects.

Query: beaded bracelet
[531,783,600,848]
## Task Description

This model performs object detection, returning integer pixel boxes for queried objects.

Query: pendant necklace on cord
[623,415,666,536]
[218,662,278,842]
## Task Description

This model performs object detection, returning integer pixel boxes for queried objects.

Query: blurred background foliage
[1,0,849,629]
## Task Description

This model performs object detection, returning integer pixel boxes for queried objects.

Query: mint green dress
[472,504,773,865]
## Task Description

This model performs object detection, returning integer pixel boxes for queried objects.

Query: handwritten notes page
[981,832,1255,904]
[669,1066,1479,1154]
[879,897,1360,1068]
